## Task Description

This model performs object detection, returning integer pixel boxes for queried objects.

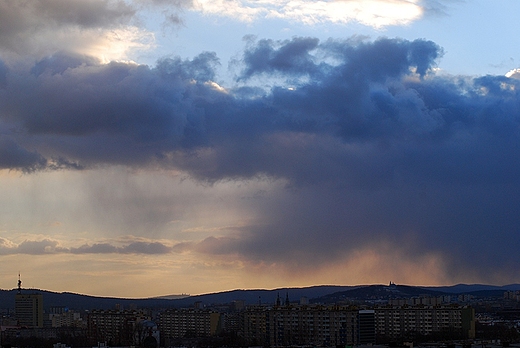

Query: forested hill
[1,283,518,311]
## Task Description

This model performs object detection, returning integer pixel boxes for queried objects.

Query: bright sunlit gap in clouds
[86,27,156,64]
[192,0,423,27]
[26,25,156,65]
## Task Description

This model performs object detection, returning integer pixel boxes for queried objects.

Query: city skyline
[1,0,520,298]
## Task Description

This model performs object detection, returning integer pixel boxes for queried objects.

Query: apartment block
[50,310,83,328]
[242,305,359,347]
[87,309,149,346]
[242,306,268,345]
[375,305,475,341]
[15,293,44,328]
[240,304,474,347]
[158,309,220,340]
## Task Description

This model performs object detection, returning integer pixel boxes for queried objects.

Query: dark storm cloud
[0,135,82,172]
[0,0,135,55]
[0,59,7,85]
[2,36,520,281]
[33,0,134,27]
[239,37,321,79]
[0,54,215,167]
[0,137,47,172]
[240,37,440,80]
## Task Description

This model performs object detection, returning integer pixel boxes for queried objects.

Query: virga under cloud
[0,0,519,296]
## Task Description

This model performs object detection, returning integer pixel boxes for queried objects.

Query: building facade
[158,309,220,340]
[15,293,44,328]
[87,309,149,346]
[359,309,376,344]
[240,304,474,347]
[242,305,359,347]
[50,310,83,328]
[374,305,475,342]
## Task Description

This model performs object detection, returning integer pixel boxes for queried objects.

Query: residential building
[359,309,376,344]
[375,305,475,341]
[49,310,83,328]
[158,309,220,340]
[87,309,149,346]
[240,304,474,346]
[15,293,44,328]
[243,305,358,347]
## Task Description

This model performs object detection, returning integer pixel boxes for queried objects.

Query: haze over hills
[1,284,519,311]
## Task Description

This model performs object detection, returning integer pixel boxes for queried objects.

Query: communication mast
[17,272,22,293]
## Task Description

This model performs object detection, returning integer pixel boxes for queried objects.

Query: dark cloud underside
[1,37,520,281]
[0,0,135,55]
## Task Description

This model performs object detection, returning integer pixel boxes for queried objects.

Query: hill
[423,283,520,293]
[1,283,518,311]
[318,284,447,303]
[0,286,353,311]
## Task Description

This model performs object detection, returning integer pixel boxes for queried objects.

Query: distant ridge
[316,283,520,304]
[0,288,183,310]
[152,294,190,300]
[1,283,518,311]
[165,285,357,308]
[0,286,354,310]
[318,284,446,303]
[422,283,520,293]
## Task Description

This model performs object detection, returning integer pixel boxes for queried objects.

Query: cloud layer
[0,0,152,62]
[0,236,172,255]
[191,0,424,27]
[0,0,435,65]
[1,32,520,286]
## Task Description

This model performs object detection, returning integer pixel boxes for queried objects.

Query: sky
[0,0,520,298]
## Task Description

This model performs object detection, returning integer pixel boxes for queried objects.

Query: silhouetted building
[15,293,44,328]
[87,309,149,346]
[358,309,376,344]
[243,305,358,347]
[242,305,268,346]
[375,305,475,341]
[14,274,44,328]
[241,304,475,346]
